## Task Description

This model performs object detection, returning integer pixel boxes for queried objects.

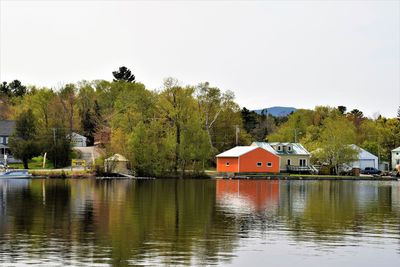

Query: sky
[0,0,399,118]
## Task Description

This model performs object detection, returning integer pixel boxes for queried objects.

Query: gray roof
[0,120,15,136]
[392,146,400,152]
[252,142,310,155]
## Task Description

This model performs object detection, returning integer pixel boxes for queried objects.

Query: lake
[0,179,399,266]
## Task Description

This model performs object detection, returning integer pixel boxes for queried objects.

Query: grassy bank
[8,156,54,169]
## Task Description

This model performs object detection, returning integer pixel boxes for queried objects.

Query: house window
[267,162,272,167]
[287,159,291,166]
[0,137,3,144]
[277,146,281,151]
[397,159,400,164]
[226,162,230,167]
[397,152,399,155]
[288,146,292,151]
[300,159,307,167]
[5,137,8,144]
[256,162,262,167]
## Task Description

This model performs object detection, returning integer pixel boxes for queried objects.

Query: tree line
[1,67,399,174]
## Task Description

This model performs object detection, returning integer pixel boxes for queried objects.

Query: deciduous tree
[8,109,40,169]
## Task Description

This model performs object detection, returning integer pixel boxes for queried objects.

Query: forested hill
[252,106,296,117]
[1,67,400,175]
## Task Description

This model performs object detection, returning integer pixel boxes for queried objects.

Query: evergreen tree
[42,126,71,168]
[8,109,40,169]
[9,80,27,97]
[338,106,347,115]
[112,66,135,82]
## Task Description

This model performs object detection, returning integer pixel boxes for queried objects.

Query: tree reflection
[0,179,399,265]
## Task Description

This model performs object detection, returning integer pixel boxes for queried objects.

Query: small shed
[391,147,400,169]
[349,145,378,170]
[104,154,129,174]
[69,132,87,147]
[216,146,280,173]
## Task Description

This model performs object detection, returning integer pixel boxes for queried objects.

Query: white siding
[349,145,378,169]
[392,151,400,169]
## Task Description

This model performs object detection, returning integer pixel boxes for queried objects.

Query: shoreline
[216,175,399,181]
[3,169,396,180]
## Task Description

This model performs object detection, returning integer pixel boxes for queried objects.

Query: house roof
[216,146,258,157]
[392,146,400,152]
[350,144,378,159]
[69,132,87,140]
[0,120,15,136]
[251,142,277,154]
[252,142,310,155]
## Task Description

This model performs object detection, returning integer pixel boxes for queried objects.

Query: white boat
[0,170,32,179]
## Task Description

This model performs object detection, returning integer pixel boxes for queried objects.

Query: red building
[216,146,280,173]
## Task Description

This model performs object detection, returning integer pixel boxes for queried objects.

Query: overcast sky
[1,0,399,117]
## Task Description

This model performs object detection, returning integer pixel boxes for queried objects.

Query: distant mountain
[252,106,296,117]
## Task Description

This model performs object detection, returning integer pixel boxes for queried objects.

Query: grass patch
[8,156,54,169]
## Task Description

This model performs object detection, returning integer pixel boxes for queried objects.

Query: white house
[69,132,87,147]
[391,147,400,169]
[348,144,378,170]
[252,142,313,172]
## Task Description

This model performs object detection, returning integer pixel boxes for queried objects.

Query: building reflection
[216,180,279,212]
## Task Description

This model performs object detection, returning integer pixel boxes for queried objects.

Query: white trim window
[300,159,307,167]
[256,162,262,167]
[226,162,230,167]
[267,162,272,167]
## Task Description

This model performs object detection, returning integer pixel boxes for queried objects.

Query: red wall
[239,147,280,173]
[217,157,239,172]
[216,147,280,173]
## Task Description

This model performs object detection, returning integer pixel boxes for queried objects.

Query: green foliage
[8,109,41,169]
[3,72,400,175]
[267,109,314,143]
[0,80,27,98]
[41,127,71,168]
[128,121,174,176]
[312,117,358,174]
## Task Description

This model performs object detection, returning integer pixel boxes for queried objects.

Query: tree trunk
[23,158,29,169]
[174,123,181,174]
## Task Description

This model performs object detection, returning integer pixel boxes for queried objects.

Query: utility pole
[52,128,57,167]
[294,129,301,143]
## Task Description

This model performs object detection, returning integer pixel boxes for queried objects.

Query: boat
[0,170,32,179]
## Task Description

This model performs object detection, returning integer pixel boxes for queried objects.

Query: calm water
[0,179,399,266]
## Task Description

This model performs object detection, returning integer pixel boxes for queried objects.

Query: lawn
[8,156,54,169]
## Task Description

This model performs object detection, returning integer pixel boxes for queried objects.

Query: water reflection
[0,179,399,266]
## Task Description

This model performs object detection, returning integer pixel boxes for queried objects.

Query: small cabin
[216,146,280,174]
[104,154,129,174]
[391,146,400,169]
